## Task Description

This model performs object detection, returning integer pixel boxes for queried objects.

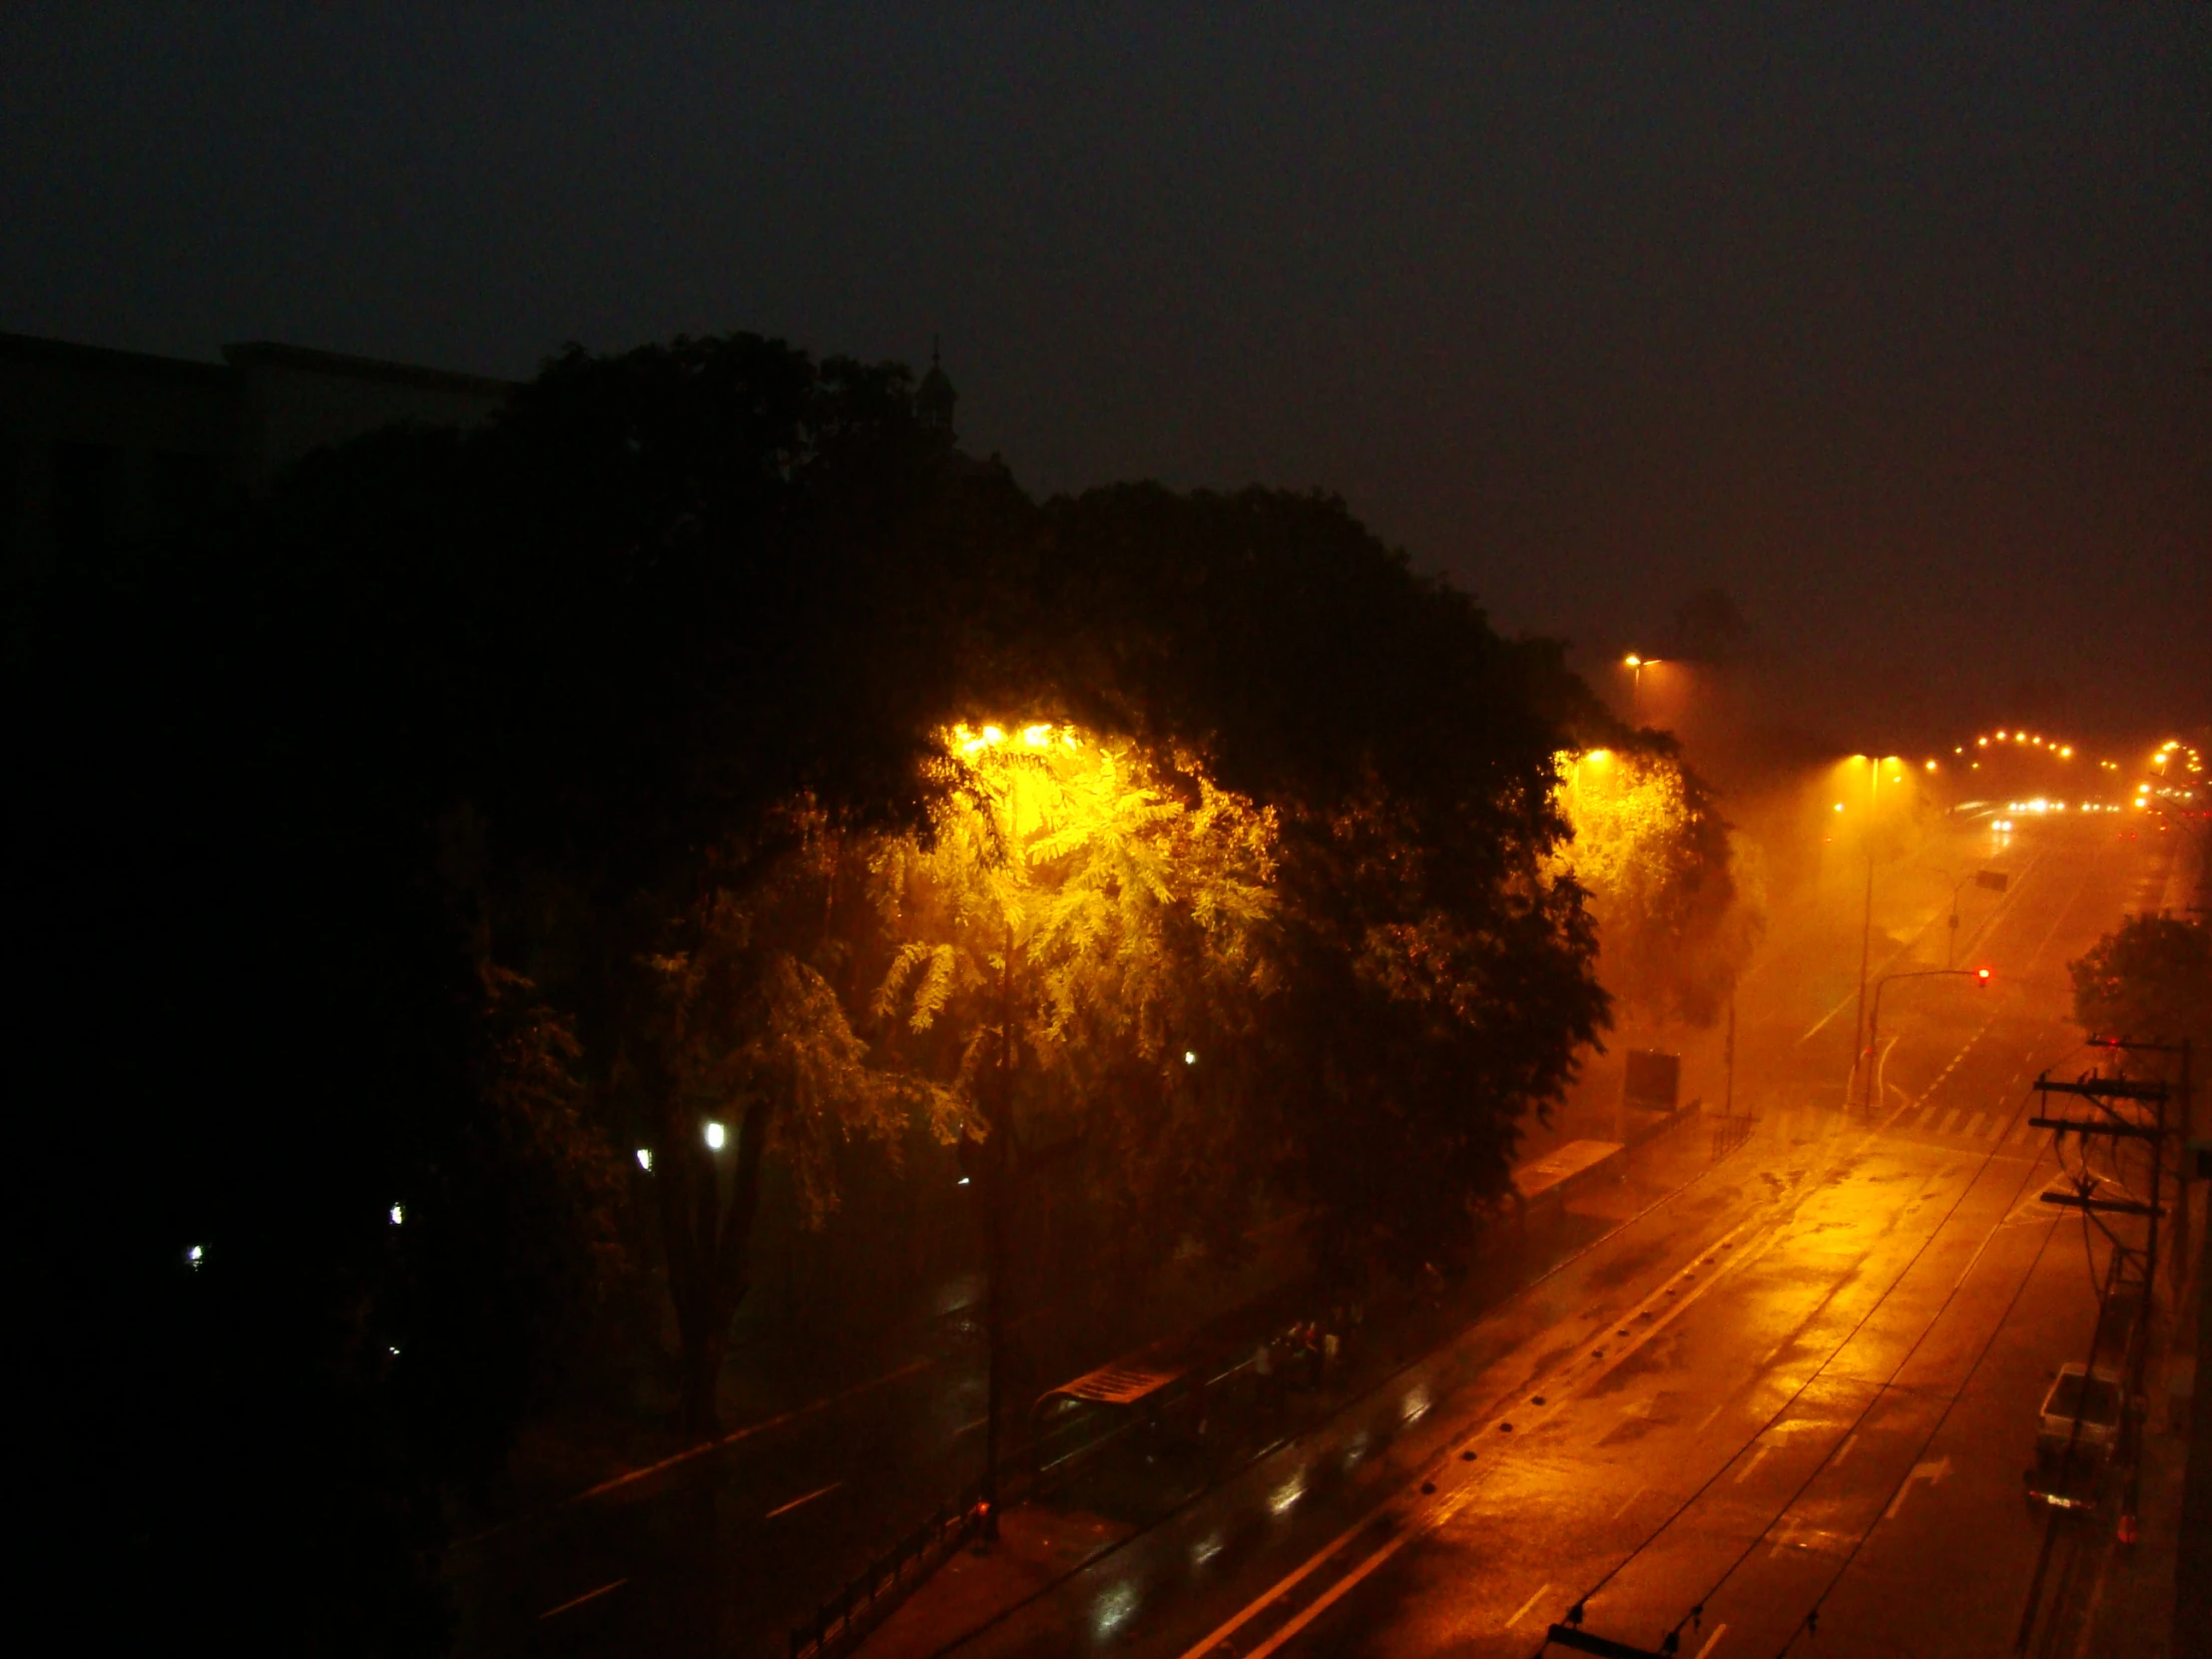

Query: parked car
[2024,1363,2124,1511]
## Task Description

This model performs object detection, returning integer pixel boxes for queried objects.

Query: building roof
[0,330,233,385]
[222,339,516,397]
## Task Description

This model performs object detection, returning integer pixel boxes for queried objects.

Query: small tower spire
[916,336,957,442]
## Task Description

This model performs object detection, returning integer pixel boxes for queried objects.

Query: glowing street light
[704,1120,727,1152]
[1623,654,1658,721]
[635,1148,653,1172]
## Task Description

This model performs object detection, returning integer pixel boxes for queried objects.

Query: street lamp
[1624,655,1658,723]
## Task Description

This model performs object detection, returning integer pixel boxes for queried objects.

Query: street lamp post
[979,919,1015,1543]
[1862,967,1985,1114]
[1921,866,1976,970]
[1848,759,1880,1105]
[1624,654,1658,724]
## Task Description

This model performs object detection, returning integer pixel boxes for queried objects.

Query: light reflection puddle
[1092,1580,1140,1640]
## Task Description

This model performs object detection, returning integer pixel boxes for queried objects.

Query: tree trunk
[663,1097,775,1439]
[680,1323,732,1439]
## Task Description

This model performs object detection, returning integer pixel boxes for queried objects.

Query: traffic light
[1974,966,1992,986]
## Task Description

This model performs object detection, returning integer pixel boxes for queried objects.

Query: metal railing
[789,1484,982,1659]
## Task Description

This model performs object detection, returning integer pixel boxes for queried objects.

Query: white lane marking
[1504,1582,1551,1628]
[1609,1483,1647,1520]
[1938,1109,1961,1135]
[1244,1492,1471,1659]
[1833,1430,1861,1467]
[1173,1510,1370,1658]
[1964,1111,1988,1139]
[474,1356,932,1531]
[1916,1105,1938,1129]
[539,1579,627,1619]
[1885,1455,1952,1518]
[1175,1212,1770,1659]
[1694,1625,1731,1659]
[765,1479,842,1519]
[1733,1443,1774,1483]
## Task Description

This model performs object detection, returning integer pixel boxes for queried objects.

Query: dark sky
[6,6,2206,748]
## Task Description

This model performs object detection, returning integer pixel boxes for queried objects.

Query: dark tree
[1036,485,1611,1279]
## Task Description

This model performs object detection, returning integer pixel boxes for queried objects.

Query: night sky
[6,7,2205,746]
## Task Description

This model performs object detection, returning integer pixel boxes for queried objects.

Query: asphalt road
[887,812,2177,1659]
[450,1325,990,1658]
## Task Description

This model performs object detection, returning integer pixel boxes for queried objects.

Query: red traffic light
[1974,966,1992,985]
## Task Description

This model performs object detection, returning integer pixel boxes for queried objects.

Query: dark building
[0,331,513,580]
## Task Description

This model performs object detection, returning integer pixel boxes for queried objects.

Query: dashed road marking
[1504,1583,1551,1628]
[1693,1625,1730,1659]
[765,1480,842,1519]
[540,1579,627,1619]
[1733,1443,1774,1483]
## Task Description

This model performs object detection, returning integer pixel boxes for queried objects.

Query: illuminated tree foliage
[869,724,1278,1251]
[1552,739,1762,1028]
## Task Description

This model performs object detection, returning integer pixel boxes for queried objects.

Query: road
[876,811,2179,1659]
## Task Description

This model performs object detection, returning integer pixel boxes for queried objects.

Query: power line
[1663,1116,2056,1645]
[1777,1202,2066,1654]
[1557,1081,2047,1637]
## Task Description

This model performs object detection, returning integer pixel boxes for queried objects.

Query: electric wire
[1659,1101,2056,1642]
[1543,857,2104,1650]
[1558,1075,2042,1628]
[1775,1198,2066,1655]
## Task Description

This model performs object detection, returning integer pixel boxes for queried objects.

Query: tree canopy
[8,331,1761,1648]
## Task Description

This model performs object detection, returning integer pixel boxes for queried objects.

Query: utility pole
[2172,1037,2210,1659]
[2031,1065,2171,1548]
